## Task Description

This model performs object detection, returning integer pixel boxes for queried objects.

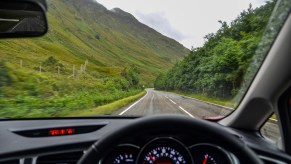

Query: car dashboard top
[0,116,290,164]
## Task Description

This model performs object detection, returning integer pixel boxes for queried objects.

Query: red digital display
[49,128,75,136]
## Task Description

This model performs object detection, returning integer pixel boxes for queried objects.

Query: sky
[96,0,267,49]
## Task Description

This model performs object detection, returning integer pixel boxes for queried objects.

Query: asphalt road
[114,89,280,142]
[115,88,231,118]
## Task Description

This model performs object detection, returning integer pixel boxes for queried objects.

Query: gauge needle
[149,153,155,161]
[203,154,208,164]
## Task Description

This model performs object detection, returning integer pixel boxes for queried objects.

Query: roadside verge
[68,90,146,116]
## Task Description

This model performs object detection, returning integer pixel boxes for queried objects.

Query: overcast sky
[96,0,267,49]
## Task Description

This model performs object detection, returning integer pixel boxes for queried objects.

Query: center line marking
[165,96,195,118]
[179,106,195,118]
[169,99,177,104]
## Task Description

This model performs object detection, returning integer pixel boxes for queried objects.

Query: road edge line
[119,90,148,115]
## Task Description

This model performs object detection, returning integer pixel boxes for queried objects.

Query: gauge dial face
[102,144,139,164]
[137,138,193,164]
[190,144,232,164]
[143,146,186,163]
[201,154,217,164]
[113,153,135,164]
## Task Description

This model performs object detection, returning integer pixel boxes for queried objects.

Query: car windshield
[0,0,290,118]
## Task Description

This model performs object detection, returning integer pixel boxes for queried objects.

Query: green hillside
[1,0,188,82]
[0,0,188,117]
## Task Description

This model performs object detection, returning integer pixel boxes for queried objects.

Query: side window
[260,114,281,145]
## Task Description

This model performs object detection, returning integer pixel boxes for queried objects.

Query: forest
[155,0,286,100]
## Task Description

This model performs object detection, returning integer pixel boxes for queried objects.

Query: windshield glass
[0,0,289,118]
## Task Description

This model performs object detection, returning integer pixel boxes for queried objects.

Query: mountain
[0,0,189,117]
[0,0,188,83]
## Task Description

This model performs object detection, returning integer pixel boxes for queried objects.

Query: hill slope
[0,0,188,82]
[0,0,188,117]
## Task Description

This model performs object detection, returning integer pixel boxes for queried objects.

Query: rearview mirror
[0,0,48,38]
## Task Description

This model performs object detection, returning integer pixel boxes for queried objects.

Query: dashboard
[0,116,290,164]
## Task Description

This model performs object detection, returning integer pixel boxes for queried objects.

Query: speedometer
[137,138,193,164]
[143,146,186,163]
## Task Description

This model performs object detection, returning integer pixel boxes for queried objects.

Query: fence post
[73,65,75,78]
[58,65,60,76]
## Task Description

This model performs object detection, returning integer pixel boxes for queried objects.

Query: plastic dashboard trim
[0,117,290,163]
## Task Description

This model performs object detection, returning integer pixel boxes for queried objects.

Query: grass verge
[68,90,146,116]
[170,90,237,108]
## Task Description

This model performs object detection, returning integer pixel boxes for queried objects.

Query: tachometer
[137,138,193,164]
[102,144,139,164]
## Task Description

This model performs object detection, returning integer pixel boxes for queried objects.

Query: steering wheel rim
[78,115,263,164]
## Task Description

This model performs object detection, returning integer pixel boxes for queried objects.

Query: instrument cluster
[101,137,238,164]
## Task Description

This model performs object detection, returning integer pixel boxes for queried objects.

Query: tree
[42,56,64,72]
[154,1,276,99]
[121,65,140,87]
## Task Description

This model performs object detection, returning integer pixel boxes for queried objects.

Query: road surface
[114,89,280,142]
[115,88,231,118]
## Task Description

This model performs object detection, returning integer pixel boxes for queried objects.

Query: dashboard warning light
[49,128,75,136]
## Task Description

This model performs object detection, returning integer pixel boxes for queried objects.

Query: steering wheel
[78,115,263,164]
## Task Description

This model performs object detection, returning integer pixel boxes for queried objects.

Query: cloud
[135,11,189,41]
[254,0,268,6]
[97,0,269,49]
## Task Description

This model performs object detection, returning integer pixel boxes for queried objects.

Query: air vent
[36,151,84,164]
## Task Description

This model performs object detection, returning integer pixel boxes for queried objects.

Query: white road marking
[181,95,278,122]
[269,118,278,122]
[169,99,177,104]
[119,90,196,118]
[119,91,148,115]
[0,18,19,22]
[179,106,195,118]
[180,94,233,110]
[164,95,195,118]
